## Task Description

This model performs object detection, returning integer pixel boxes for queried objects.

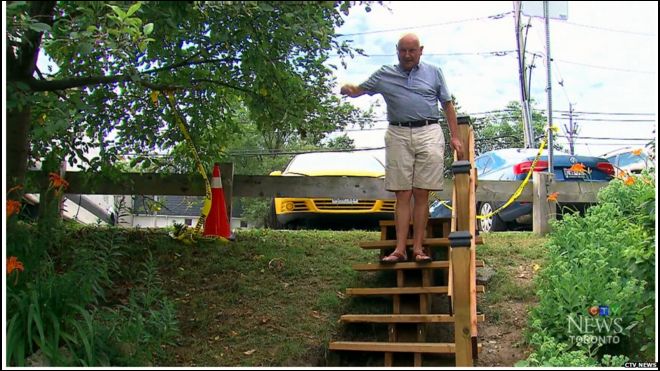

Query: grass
[148,228,380,366]
[8,222,551,366]
[476,231,548,321]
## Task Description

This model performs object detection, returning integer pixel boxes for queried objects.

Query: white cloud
[331,1,658,156]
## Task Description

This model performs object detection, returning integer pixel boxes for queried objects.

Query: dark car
[430,148,615,232]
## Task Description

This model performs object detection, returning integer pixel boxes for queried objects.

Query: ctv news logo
[567,305,623,345]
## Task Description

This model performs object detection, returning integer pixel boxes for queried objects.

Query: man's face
[397,39,423,72]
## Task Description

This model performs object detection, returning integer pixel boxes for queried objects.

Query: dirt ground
[477,301,534,366]
[475,262,538,366]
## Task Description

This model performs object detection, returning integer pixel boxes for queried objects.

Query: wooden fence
[26,166,607,234]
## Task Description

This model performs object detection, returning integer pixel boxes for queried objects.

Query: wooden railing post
[532,172,556,236]
[450,160,473,366]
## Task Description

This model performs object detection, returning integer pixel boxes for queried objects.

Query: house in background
[116,195,248,230]
[21,193,115,225]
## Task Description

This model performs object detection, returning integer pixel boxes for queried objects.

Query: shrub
[525,174,655,363]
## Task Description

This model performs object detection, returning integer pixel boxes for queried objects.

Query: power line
[553,58,657,75]
[525,50,656,75]
[362,50,517,58]
[562,20,657,37]
[336,12,512,37]
[555,135,654,141]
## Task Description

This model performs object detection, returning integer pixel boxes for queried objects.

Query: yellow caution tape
[163,91,213,242]
[430,129,553,220]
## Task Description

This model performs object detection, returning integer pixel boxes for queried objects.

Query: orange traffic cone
[204,163,231,239]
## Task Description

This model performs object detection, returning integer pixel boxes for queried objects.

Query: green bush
[516,332,628,367]
[6,224,179,366]
[525,174,655,363]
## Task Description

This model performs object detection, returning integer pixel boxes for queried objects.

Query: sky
[327,1,658,157]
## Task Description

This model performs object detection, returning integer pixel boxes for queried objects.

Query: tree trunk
[6,107,32,194]
[5,1,57,196]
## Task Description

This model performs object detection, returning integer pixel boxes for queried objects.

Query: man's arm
[340,84,367,98]
[441,100,464,160]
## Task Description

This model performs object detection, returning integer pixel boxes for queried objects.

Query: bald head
[396,33,423,71]
[397,33,421,49]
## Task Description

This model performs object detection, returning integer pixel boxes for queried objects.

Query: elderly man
[341,33,462,263]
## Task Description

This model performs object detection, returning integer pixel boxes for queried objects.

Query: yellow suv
[267,150,395,229]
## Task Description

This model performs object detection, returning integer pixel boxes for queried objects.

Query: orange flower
[7,256,24,275]
[48,172,69,191]
[568,163,586,173]
[631,148,643,156]
[7,200,21,217]
[547,192,559,202]
[624,175,635,186]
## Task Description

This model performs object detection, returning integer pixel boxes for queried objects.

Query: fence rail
[26,168,606,203]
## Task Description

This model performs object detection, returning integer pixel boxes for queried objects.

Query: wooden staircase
[329,116,482,366]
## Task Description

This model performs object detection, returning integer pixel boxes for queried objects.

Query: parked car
[267,150,394,229]
[601,146,655,176]
[430,148,615,232]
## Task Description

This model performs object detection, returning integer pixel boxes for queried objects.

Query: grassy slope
[73,227,547,366]
[152,229,548,366]
[150,228,380,366]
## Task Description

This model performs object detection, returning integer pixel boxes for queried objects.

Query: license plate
[563,169,587,179]
[331,198,359,205]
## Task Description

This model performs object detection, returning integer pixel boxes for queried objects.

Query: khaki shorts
[384,124,445,191]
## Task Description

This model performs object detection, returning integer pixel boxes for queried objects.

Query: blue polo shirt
[359,62,452,123]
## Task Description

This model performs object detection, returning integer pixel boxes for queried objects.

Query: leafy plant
[525,173,656,363]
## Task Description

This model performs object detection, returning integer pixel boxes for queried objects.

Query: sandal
[381,250,407,264]
[412,251,432,263]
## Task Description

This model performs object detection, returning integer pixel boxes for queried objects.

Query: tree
[6,1,373,193]
[474,100,553,155]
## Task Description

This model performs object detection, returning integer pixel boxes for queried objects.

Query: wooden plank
[453,150,474,365]
[359,237,483,249]
[329,341,482,353]
[469,138,479,344]
[346,286,485,296]
[329,341,456,353]
[352,260,485,271]
[379,218,451,227]
[26,171,605,202]
[340,314,486,323]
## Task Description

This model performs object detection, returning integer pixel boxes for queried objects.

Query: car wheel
[478,202,507,232]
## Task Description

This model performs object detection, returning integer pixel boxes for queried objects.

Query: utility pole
[513,1,535,149]
[543,0,554,172]
[563,103,579,155]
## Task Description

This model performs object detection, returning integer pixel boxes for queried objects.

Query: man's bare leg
[412,188,431,261]
[382,190,412,262]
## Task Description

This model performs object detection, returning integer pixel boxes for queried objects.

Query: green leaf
[258,3,274,11]
[108,5,127,20]
[78,42,93,56]
[143,22,154,36]
[29,22,52,33]
[127,2,142,17]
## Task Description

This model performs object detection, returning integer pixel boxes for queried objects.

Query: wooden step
[346,285,485,296]
[340,314,485,323]
[359,237,483,249]
[379,218,451,227]
[352,260,485,271]
[329,341,482,354]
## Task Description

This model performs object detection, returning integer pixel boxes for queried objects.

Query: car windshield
[286,152,384,174]
[616,152,648,167]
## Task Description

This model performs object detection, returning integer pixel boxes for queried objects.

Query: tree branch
[26,74,131,91]
[19,1,56,78]
[190,79,257,95]
[144,56,239,74]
